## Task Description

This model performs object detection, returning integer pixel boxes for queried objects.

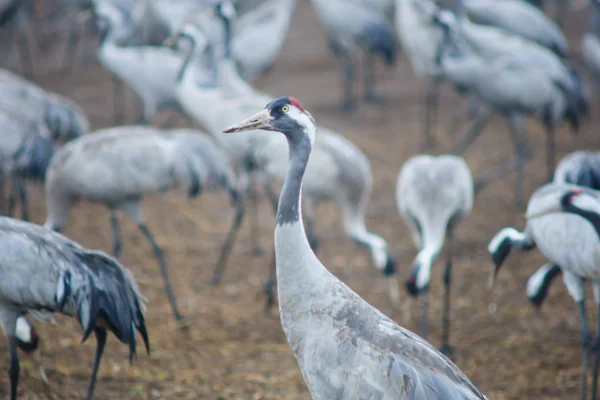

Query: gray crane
[395,0,444,150]
[93,1,214,125]
[0,216,149,400]
[173,20,397,305]
[43,126,242,324]
[433,10,586,207]
[223,96,486,400]
[462,0,569,57]
[554,151,600,189]
[396,154,473,355]
[582,0,600,88]
[488,183,600,400]
[310,0,397,111]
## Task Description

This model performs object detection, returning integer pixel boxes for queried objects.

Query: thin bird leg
[7,178,17,218]
[113,76,124,125]
[138,223,184,322]
[8,335,19,400]
[420,79,439,151]
[18,179,28,221]
[474,118,532,207]
[264,251,277,312]
[85,328,107,400]
[110,211,121,258]
[446,96,481,137]
[440,230,454,357]
[578,300,591,400]
[33,350,48,385]
[248,174,263,256]
[363,53,378,103]
[209,198,245,285]
[590,301,600,400]
[340,50,355,113]
[422,288,429,341]
[0,171,5,215]
[61,18,80,73]
[545,123,556,182]
[17,21,34,79]
[450,108,492,155]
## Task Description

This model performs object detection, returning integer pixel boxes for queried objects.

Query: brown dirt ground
[1,2,600,399]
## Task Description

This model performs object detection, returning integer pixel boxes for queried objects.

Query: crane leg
[545,124,556,182]
[85,328,107,400]
[590,301,600,400]
[61,19,80,73]
[209,197,245,285]
[440,231,454,357]
[473,119,532,207]
[421,288,429,341]
[446,96,480,137]
[110,211,121,259]
[363,53,379,103]
[17,24,34,80]
[113,76,124,125]
[420,79,439,151]
[578,300,592,400]
[264,252,277,313]
[18,179,28,222]
[248,176,263,256]
[450,108,491,155]
[138,223,184,322]
[340,52,355,113]
[7,335,20,400]
[7,180,17,218]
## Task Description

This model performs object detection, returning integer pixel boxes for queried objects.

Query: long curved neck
[177,38,197,83]
[564,203,600,239]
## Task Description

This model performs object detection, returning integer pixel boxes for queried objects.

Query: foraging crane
[433,10,586,207]
[0,216,149,400]
[395,0,444,150]
[93,1,213,125]
[488,184,600,400]
[43,126,241,324]
[310,0,397,111]
[223,96,487,400]
[582,0,600,86]
[461,0,569,57]
[173,20,397,303]
[396,154,473,354]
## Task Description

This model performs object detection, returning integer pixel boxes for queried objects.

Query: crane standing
[43,126,242,324]
[0,217,149,400]
[224,96,486,400]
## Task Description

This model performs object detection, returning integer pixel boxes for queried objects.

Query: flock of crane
[0,0,600,399]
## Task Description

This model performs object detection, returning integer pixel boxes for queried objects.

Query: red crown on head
[288,97,305,112]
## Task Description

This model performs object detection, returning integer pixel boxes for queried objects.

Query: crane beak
[488,265,500,290]
[223,109,274,133]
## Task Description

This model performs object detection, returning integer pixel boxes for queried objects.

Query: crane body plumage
[224,96,486,400]
[0,216,148,400]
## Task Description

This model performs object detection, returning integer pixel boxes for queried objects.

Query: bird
[0,216,149,400]
[461,0,569,57]
[93,1,213,125]
[172,17,397,306]
[396,154,473,355]
[432,9,586,207]
[43,126,242,323]
[488,183,600,400]
[581,0,600,88]
[223,95,487,400]
[310,0,397,111]
[395,0,444,150]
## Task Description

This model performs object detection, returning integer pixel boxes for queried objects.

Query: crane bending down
[0,217,149,400]
[223,96,486,400]
[397,154,474,355]
[488,184,600,400]
[43,127,242,324]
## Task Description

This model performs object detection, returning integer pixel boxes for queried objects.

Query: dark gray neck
[276,134,311,226]
[177,37,196,83]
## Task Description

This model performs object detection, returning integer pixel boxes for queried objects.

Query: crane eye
[281,105,289,113]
